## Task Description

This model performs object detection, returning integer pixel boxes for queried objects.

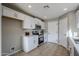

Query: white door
[59,17,68,48]
[48,21,58,43]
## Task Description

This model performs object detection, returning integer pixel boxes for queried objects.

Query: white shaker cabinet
[31,18,36,29]
[23,15,35,29]
[38,19,45,29]
[34,18,45,29]
[34,18,40,25]
[31,36,38,49]
[2,6,25,20]
[23,36,38,53]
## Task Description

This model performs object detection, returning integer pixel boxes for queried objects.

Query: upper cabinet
[2,6,35,29]
[2,6,25,20]
[76,10,79,28]
[34,18,45,29]
[23,15,35,29]
[2,6,45,29]
[34,18,41,25]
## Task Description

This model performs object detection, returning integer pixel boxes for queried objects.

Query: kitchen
[1,3,79,56]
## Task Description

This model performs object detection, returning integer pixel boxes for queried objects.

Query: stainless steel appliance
[32,30,44,45]
[32,30,39,35]
[35,24,41,30]
[38,34,44,45]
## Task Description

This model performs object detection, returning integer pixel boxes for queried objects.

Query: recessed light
[28,5,32,8]
[64,8,68,11]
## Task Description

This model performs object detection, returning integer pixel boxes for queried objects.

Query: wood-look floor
[13,43,70,56]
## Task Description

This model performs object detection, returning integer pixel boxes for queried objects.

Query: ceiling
[5,3,79,21]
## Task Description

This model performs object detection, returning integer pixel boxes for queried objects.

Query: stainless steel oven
[38,34,44,45]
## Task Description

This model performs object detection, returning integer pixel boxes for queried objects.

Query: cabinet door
[23,16,35,29]
[34,18,39,25]
[2,6,17,19]
[33,36,38,48]
[29,37,34,51]
[38,19,42,25]
[31,18,35,29]
[23,16,32,29]
[30,36,38,49]
[29,36,38,50]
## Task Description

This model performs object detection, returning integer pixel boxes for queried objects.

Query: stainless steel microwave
[35,24,41,30]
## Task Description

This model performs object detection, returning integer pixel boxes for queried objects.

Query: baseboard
[6,49,22,56]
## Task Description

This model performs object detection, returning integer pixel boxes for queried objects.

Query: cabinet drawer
[23,15,35,29]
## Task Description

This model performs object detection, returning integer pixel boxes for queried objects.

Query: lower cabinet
[23,36,38,52]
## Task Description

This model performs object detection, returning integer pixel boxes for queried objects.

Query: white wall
[0,3,1,56]
[2,17,23,56]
